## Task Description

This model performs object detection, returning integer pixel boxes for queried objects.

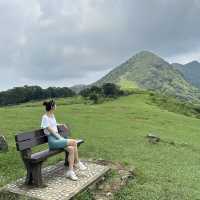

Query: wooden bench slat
[15,129,44,142]
[16,136,47,151]
[15,125,69,142]
[16,133,69,151]
[30,149,63,162]
[16,125,69,151]
[27,139,84,163]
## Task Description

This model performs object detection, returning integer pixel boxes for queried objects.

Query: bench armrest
[76,139,84,146]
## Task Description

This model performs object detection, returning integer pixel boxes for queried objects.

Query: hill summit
[94,51,200,101]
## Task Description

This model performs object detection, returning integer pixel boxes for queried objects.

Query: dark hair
[43,100,56,111]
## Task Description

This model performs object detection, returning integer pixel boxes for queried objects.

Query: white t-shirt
[41,114,58,136]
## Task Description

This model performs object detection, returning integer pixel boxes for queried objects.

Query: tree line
[0,85,75,106]
[0,83,129,106]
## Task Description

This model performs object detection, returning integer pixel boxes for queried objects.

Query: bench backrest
[15,125,70,151]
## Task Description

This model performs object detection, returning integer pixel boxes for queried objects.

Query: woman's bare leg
[67,146,75,171]
[74,143,79,164]
[68,139,79,164]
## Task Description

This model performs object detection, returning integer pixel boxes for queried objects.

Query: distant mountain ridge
[93,51,200,101]
[172,61,200,89]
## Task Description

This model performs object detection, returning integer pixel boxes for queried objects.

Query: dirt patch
[77,159,136,200]
[0,190,37,200]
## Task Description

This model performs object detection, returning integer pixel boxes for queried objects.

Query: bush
[79,83,126,104]
[102,83,121,97]
[89,93,99,104]
[79,88,91,98]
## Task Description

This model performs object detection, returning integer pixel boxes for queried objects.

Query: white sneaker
[75,161,87,171]
[65,170,78,181]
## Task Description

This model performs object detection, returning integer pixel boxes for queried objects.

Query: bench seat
[29,139,84,163]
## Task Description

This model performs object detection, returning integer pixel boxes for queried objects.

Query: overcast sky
[0,0,200,91]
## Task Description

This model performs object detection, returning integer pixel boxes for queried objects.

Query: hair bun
[43,101,47,106]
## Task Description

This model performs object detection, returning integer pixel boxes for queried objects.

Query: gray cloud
[0,0,200,90]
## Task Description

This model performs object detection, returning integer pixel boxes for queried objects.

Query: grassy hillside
[148,92,200,118]
[94,51,200,102]
[1,94,200,199]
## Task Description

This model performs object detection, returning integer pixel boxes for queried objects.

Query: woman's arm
[41,115,63,139]
[56,123,69,139]
[46,126,63,139]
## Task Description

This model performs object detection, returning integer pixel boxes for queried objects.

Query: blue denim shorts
[48,135,68,150]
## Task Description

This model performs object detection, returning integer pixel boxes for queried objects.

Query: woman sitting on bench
[41,99,86,181]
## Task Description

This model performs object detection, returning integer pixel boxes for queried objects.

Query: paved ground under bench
[0,160,110,200]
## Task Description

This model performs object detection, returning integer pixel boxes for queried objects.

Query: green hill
[172,61,200,89]
[0,94,200,199]
[94,51,200,101]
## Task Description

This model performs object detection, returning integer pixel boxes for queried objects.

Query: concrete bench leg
[23,160,43,186]
[24,161,33,185]
[31,162,43,186]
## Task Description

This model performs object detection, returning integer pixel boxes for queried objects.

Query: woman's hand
[63,124,68,129]
[63,124,70,133]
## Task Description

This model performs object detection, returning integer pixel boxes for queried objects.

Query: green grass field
[0,93,200,199]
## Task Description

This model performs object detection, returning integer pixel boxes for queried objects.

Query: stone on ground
[0,135,8,152]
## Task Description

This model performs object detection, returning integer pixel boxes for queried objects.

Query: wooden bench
[15,124,84,187]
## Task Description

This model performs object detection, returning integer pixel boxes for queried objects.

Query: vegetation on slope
[172,61,200,89]
[94,51,200,101]
[148,91,200,119]
[1,94,200,199]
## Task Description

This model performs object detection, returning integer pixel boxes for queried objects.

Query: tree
[90,86,102,94]
[102,83,120,97]
[79,88,91,97]
[0,85,75,106]
[89,93,99,104]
